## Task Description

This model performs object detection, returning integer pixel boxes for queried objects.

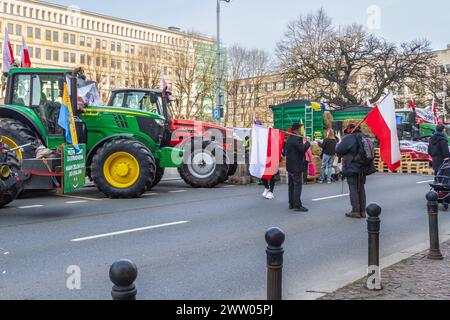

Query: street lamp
[215,0,230,126]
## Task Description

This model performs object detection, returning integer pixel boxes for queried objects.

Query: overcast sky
[51,0,449,54]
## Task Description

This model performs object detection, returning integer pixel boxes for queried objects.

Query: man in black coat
[286,123,310,212]
[336,125,370,219]
[428,124,450,175]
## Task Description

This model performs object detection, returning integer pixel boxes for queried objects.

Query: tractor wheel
[147,160,165,190]
[0,118,39,160]
[178,141,228,188]
[91,139,156,198]
[0,149,23,208]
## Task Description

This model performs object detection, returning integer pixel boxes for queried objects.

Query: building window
[87,56,92,65]
[125,44,129,54]
[111,60,116,69]
[63,33,69,44]
[16,24,22,36]
[53,50,59,61]
[63,51,69,63]
[27,26,33,37]
[130,45,135,55]
[102,40,107,49]
[80,54,86,64]
[87,38,92,47]
[53,31,58,42]
[70,34,76,45]
[35,48,41,59]
[71,53,76,63]
[7,23,13,34]
[35,28,41,39]
[117,43,122,52]
[46,49,51,60]
[16,45,21,57]
[102,58,107,68]
[96,57,101,67]
[111,42,115,51]
[96,39,101,49]
[80,36,85,46]
[45,30,51,41]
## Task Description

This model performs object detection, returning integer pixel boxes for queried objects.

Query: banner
[415,108,435,125]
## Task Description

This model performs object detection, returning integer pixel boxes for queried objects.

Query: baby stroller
[429,160,450,211]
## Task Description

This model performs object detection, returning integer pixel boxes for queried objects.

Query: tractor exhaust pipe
[0,165,11,179]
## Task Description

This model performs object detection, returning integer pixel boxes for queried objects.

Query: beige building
[0,0,216,109]
[225,73,294,128]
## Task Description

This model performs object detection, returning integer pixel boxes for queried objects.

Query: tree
[225,45,271,127]
[277,8,446,107]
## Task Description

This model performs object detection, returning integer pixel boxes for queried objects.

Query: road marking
[66,200,88,204]
[169,190,187,193]
[223,185,236,188]
[18,205,44,209]
[416,180,434,184]
[142,193,158,197]
[312,194,349,202]
[57,194,105,201]
[71,221,190,242]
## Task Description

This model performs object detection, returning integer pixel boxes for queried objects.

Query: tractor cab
[3,68,87,150]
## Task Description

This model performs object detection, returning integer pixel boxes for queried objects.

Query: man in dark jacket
[336,125,369,219]
[286,123,310,212]
[428,124,450,175]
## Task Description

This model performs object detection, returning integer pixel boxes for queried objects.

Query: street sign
[63,144,86,194]
[213,107,223,120]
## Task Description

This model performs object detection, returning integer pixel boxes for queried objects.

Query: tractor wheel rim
[188,150,217,179]
[1,136,22,160]
[103,152,140,189]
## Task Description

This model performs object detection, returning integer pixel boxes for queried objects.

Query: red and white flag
[365,92,401,172]
[20,36,31,68]
[409,98,416,111]
[432,97,439,125]
[249,124,285,179]
[2,27,15,73]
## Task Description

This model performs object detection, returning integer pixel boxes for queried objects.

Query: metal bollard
[426,191,444,260]
[366,203,382,290]
[265,227,285,300]
[109,259,138,300]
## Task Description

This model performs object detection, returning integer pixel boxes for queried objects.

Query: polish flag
[2,28,15,73]
[409,99,416,111]
[432,97,439,125]
[249,124,285,179]
[365,92,401,172]
[20,36,31,68]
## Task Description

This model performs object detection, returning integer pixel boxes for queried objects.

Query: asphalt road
[0,173,449,300]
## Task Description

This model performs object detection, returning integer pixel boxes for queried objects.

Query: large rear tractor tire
[0,148,24,208]
[147,160,165,190]
[0,118,39,160]
[178,141,228,188]
[91,139,156,198]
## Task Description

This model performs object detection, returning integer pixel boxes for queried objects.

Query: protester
[428,124,450,175]
[336,124,375,219]
[262,174,277,200]
[318,129,338,184]
[286,123,311,212]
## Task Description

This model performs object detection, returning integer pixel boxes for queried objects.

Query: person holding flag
[428,124,450,176]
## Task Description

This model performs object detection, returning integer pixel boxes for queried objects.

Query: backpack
[354,134,375,166]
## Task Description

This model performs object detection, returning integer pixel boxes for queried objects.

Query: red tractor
[107,89,240,188]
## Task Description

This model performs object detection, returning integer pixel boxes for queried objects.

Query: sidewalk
[319,240,450,300]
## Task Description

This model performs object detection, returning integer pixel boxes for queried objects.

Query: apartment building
[0,0,217,116]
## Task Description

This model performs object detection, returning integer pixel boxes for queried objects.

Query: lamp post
[215,0,230,126]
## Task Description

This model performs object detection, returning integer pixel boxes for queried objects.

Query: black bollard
[109,259,138,300]
[366,203,382,290]
[426,191,444,260]
[265,227,285,300]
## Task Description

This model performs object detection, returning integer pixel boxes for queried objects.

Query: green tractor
[0,68,183,198]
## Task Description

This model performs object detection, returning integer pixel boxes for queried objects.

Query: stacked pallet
[375,148,433,175]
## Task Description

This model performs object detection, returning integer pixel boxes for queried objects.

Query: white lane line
[312,194,349,202]
[66,200,88,204]
[416,180,434,184]
[142,193,158,197]
[169,190,187,193]
[18,205,44,209]
[57,194,105,201]
[71,221,189,242]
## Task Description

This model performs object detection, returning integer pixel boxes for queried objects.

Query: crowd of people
[259,122,376,218]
